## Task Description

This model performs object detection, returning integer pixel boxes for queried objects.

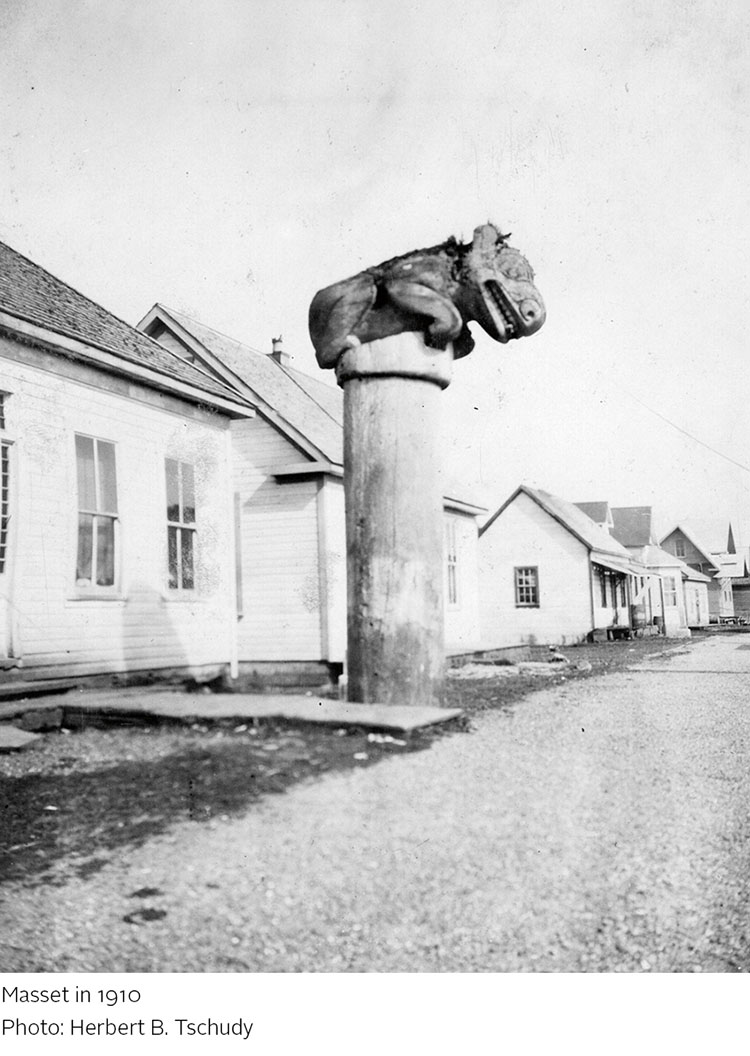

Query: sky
[1,0,749,545]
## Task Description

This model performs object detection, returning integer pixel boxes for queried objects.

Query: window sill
[515,604,540,609]
[66,594,126,603]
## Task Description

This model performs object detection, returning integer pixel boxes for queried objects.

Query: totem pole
[309,223,545,707]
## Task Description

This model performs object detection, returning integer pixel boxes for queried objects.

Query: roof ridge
[159,303,343,428]
[158,303,266,357]
[0,242,244,405]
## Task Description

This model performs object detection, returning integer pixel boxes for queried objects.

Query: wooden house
[611,509,710,633]
[659,524,735,621]
[0,242,253,685]
[478,486,650,649]
[138,305,486,685]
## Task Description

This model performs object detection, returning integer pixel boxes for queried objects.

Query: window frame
[165,457,197,592]
[514,565,540,608]
[663,575,678,607]
[445,517,460,608]
[74,433,120,595]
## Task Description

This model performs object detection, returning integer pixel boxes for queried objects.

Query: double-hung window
[166,458,196,590]
[663,576,678,607]
[514,566,539,607]
[75,435,118,589]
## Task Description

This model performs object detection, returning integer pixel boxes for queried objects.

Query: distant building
[659,524,735,621]
[478,485,651,649]
[611,508,710,633]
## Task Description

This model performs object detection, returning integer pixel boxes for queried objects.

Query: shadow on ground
[0,719,464,888]
[1,636,690,890]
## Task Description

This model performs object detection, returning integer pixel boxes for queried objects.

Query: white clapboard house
[0,241,254,685]
[478,485,655,649]
[138,304,486,686]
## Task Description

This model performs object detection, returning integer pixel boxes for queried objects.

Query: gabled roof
[610,506,655,548]
[139,304,343,463]
[638,543,688,571]
[659,524,720,572]
[0,241,248,411]
[679,562,712,584]
[482,485,638,568]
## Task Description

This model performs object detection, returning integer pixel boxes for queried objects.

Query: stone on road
[2,635,749,972]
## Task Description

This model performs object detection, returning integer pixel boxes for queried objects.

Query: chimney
[270,335,290,368]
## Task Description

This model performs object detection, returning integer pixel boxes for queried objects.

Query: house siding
[231,416,323,661]
[317,477,346,663]
[732,582,750,621]
[479,492,592,648]
[684,580,710,628]
[661,528,733,619]
[444,511,481,654]
[1,341,235,678]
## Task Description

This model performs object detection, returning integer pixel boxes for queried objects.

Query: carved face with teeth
[457,224,546,345]
[308,222,545,368]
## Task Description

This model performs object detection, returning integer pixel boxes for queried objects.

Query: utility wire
[618,386,750,475]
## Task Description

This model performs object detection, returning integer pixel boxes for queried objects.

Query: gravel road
[2,636,749,972]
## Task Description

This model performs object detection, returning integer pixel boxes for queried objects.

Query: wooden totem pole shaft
[337,333,453,707]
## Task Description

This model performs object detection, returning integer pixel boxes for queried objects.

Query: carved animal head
[457,224,546,344]
[308,222,545,370]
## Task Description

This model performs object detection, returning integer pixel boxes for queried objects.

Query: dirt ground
[0,634,687,891]
[445,633,690,714]
[3,631,749,972]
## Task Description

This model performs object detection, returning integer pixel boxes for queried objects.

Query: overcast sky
[2,0,749,544]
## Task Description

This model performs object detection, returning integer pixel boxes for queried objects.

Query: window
[445,519,459,606]
[0,393,7,431]
[515,566,539,607]
[166,458,196,590]
[663,576,678,607]
[75,435,118,588]
[0,440,10,575]
[675,537,686,558]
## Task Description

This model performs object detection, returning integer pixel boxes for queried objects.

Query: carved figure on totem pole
[308,222,546,369]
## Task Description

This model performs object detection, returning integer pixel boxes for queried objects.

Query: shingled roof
[482,485,640,571]
[0,241,246,407]
[141,305,344,463]
[574,501,612,525]
[610,506,656,548]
